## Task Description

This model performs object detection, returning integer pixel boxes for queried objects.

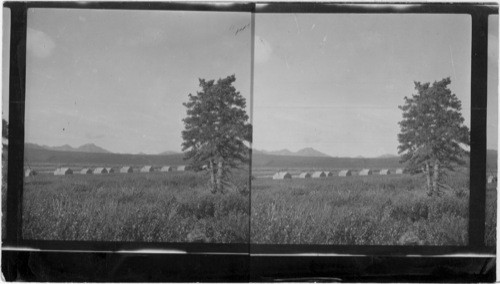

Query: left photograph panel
[2,7,11,241]
[22,8,252,243]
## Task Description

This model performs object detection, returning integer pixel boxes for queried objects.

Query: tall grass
[22,171,249,243]
[485,183,497,246]
[251,172,470,245]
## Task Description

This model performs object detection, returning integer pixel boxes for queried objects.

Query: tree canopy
[398,77,469,195]
[181,75,251,193]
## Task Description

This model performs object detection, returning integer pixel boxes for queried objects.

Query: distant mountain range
[25,142,112,154]
[22,142,498,168]
[255,147,331,157]
[24,142,184,156]
[254,148,401,159]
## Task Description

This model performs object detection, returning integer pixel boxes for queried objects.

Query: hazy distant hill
[295,147,331,157]
[76,143,111,153]
[21,143,493,170]
[256,147,330,158]
[159,150,180,155]
[253,149,489,170]
[24,147,185,166]
[377,153,399,158]
[262,149,294,156]
[25,142,112,154]
[252,151,403,169]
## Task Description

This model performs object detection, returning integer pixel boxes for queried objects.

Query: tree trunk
[216,159,224,193]
[425,162,433,196]
[433,160,440,195]
[209,159,216,193]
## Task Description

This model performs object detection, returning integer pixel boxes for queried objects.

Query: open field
[251,168,476,245]
[485,182,497,246]
[1,146,496,245]
[22,170,249,243]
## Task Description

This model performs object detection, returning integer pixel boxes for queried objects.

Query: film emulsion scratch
[17,8,252,244]
[251,14,481,246]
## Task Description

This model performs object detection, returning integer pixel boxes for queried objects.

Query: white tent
[141,165,154,173]
[25,169,37,177]
[338,169,352,177]
[80,168,92,175]
[160,166,174,172]
[54,168,73,176]
[312,171,326,178]
[93,167,108,174]
[120,166,133,173]
[379,169,391,175]
[177,165,188,171]
[273,172,292,180]
[298,172,311,179]
[395,168,405,174]
[359,169,372,176]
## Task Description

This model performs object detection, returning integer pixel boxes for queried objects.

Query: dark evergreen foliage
[182,75,251,193]
[398,77,469,196]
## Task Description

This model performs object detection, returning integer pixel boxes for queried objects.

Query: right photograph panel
[485,14,498,246]
[251,14,471,245]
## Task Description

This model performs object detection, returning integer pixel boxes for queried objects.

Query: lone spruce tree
[398,77,470,196]
[181,75,252,193]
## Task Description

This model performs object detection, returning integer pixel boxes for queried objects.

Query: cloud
[27,28,56,58]
[254,35,272,64]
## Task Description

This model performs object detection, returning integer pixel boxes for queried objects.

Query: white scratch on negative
[294,14,300,34]
[285,54,290,69]
[449,45,457,80]
[311,23,316,30]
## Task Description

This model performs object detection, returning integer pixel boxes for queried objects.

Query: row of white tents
[272,169,405,180]
[272,170,499,184]
[25,165,190,177]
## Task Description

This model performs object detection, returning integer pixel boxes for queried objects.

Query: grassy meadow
[251,168,476,245]
[485,181,497,246]
[1,150,496,246]
[22,169,249,243]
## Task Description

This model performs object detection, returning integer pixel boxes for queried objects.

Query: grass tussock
[22,172,249,243]
[251,172,475,245]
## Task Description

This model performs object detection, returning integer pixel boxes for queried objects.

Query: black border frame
[2,1,497,257]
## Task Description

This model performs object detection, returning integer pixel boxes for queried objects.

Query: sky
[2,8,10,122]
[1,10,496,157]
[253,14,472,157]
[488,15,499,151]
[21,8,251,154]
